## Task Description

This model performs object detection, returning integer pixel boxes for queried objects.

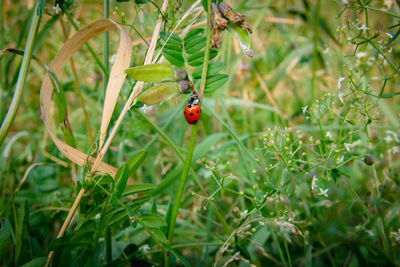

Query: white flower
[109,54,117,64]
[356,51,367,58]
[318,188,329,197]
[393,147,399,154]
[338,76,345,89]
[344,143,353,152]
[52,3,62,14]
[139,244,150,253]
[338,91,344,104]
[95,213,101,220]
[302,106,308,114]
[336,155,344,164]
[326,131,332,139]
[311,176,318,191]
[357,24,369,34]
[342,0,349,4]
[386,32,393,39]
[385,130,399,142]
[385,135,394,144]
[391,228,400,243]
[240,210,248,217]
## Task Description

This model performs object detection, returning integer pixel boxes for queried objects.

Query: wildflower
[337,76,345,89]
[325,131,333,139]
[336,155,344,164]
[357,24,369,34]
[342,0,349,3]
[302,106,308,114]
[385,135,393,144]
[385,130,399,142]
[53,3,62,14]
[240,209,248,217]
[311,176,318,191]
[393,147,399,154]
[386,32,393,39]
[344,142,355,152]
[318,188,329,197]
[391,228,400,243]
[338,91,344,104]
[139,244,150,253]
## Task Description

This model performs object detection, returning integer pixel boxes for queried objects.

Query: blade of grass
[0,2,41,146]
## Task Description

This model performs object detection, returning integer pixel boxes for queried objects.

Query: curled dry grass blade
[40,18,133,176]
[41,0,170,264]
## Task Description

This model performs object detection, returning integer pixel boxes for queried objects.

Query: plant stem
[0,2,41,146]
[165,0,212,265]
[310,0,320,104]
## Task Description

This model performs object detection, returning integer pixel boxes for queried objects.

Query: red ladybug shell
[184,103,201,124]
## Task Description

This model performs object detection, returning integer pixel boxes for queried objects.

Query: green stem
[310,0,320,104]
[0,3,41,146]
[165,1,212,265]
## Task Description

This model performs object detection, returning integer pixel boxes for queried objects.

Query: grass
[1,0,400,266]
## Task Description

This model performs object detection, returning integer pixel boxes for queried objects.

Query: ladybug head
[188,94,200,105]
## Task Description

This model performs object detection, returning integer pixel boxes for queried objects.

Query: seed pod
[364,156,376,166]
[211,3,227,30]
[125,64,174,82]
[241,22,253,34]
[136,82,179,105]
[218,2,246,25]
[174,68,188,81]
[177,80,191,93]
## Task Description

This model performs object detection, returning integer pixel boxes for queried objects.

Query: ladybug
[184,94,201,125]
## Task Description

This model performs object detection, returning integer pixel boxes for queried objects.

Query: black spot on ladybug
[193,120,197,123]
[190,113,193,116]
[196,110,199,113]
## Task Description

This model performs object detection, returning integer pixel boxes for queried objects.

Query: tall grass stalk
[0,3,41,146]
[310,0,320,104]
[165,0,212,265]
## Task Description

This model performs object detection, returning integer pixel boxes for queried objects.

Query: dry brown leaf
[40,19,132,177]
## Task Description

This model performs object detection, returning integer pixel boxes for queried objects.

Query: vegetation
[0,0,399,266]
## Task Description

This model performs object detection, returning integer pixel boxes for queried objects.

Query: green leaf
[122,184,155,197]
[184,28,204,42]
[126,150,147,176]
[192,62,225,79]
[125,64,174,82]
[163,51,184,67]
[0,219,12,259]
[135,0,150,4]
[109,164,129,207]
[379,91,400,98]
[21,257,47,267]
[184,34,206,54]
[140,213,167,228]
[204,74,229,92]
[193,133,226,160]
[150,229,168,243]
[188,49,218,66]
